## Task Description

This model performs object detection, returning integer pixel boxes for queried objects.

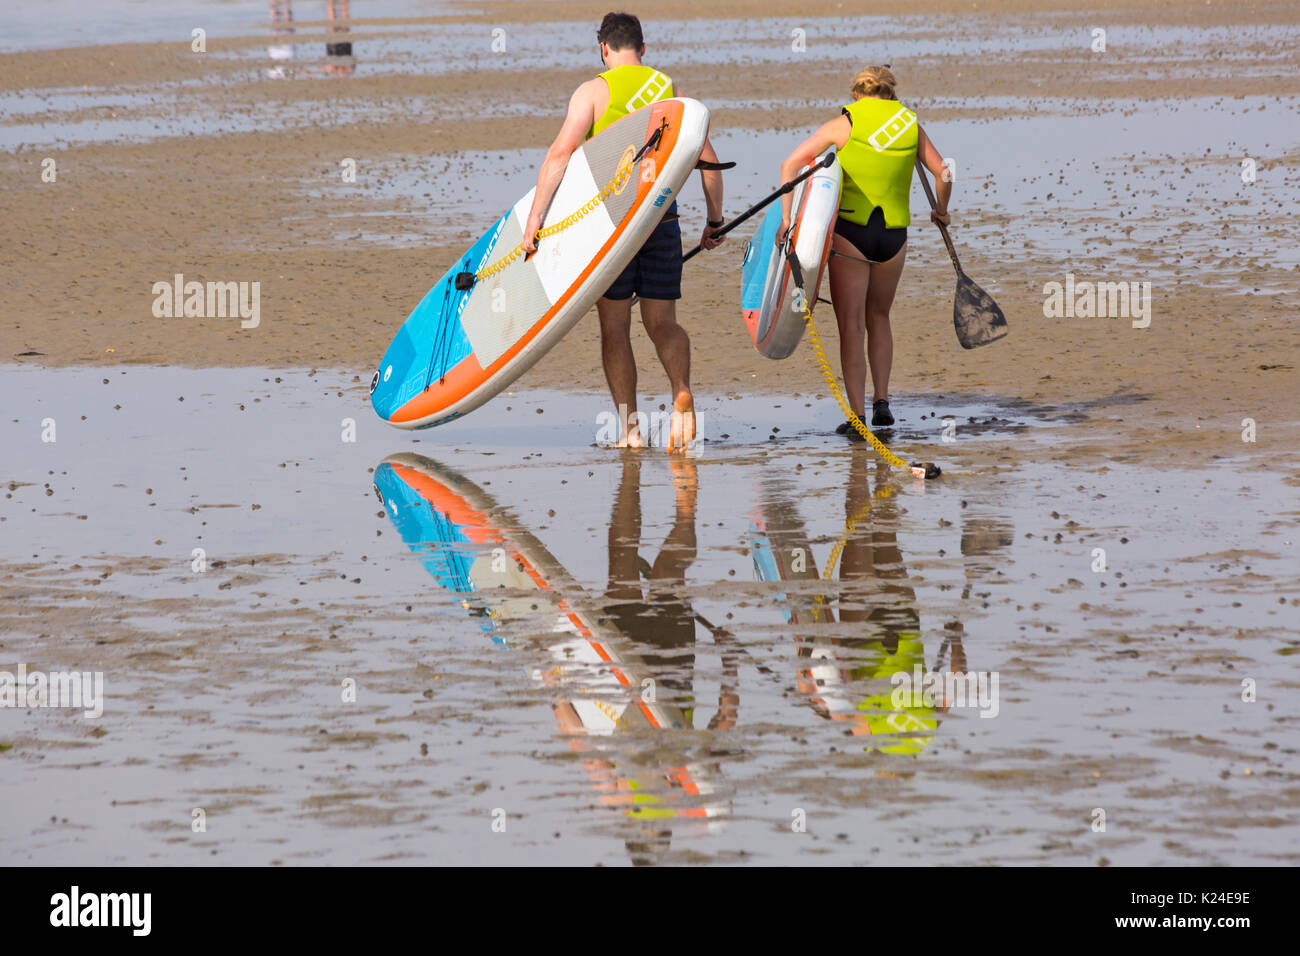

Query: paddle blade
[954,272,1008,349]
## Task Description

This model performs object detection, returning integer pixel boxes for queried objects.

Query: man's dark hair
[597,12,644,52]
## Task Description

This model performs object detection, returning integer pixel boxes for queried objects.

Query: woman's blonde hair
[850,65,897,101]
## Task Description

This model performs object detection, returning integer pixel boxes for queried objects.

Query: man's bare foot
[613,406,644,448]
[668,391,695,453]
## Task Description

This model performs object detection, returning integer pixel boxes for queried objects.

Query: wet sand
[2,0,1299,865]
[1,367,1296,865]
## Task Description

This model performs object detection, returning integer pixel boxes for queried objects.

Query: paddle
[627,153,835,308]
[682,150,836,263]
[913,157,1008,349]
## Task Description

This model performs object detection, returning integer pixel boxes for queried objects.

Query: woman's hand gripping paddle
[914,157,1008,350]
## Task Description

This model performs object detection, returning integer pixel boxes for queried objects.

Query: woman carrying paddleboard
[779,66,951,436]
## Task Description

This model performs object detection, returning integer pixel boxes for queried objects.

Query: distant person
[522,12,727,452]
[779,66,951,437]
[323,0,355,76]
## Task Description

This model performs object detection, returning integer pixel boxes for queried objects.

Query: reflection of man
[377,452,729,865]
[574,454,735,864]
[604,455,740,734]
[604,455,700,711]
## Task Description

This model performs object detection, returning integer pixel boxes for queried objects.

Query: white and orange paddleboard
[371,98,710,429]
[740,149,841,359]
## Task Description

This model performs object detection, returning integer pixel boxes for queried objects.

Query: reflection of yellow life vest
[854,635,939,755]
[838,97,918,228]
[589,64,674,138]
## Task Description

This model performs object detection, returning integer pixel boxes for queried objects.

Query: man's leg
[597,295,643,447]
[638,297,694,451]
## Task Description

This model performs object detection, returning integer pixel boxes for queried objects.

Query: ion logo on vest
[625,70,670,111]
[867,106,917,152]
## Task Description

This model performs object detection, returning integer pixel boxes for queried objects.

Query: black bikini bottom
[834,207,907,263]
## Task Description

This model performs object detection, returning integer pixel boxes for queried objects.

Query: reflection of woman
[834,455,939,751]
[779,67,951,435]
[771,455,960,753]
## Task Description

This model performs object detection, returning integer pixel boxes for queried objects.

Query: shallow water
[2,365,1295,865]
[0,0,458,54]
[9,0,1298,64]
[273,97,1300,308]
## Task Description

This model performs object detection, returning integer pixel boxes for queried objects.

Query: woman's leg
[827,233,871,419]
[865,242,907,403]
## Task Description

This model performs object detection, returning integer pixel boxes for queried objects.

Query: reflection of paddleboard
[371,98,710,429]
[740,149,841,359]
[748,488,831,627]
[374,452,727,825]
[374,453,688,733]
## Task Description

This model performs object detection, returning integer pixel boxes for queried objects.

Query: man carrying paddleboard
[779,66,952,437]
[522,12,726,451]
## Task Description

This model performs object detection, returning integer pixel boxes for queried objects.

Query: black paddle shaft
[914,157,963,273]
[681,150,836,263]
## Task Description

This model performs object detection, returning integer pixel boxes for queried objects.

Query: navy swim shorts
[602,204,683,301]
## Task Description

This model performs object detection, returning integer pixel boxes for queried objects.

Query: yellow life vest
[838,97,918,228]
[854,636,939,755]
[588,64,674,139]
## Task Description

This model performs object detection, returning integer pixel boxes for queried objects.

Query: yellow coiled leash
[787,253,941,481]
[472,168,633,281]
[804,484,894,616]
[820,485,895,581]
[468,119,669,284]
